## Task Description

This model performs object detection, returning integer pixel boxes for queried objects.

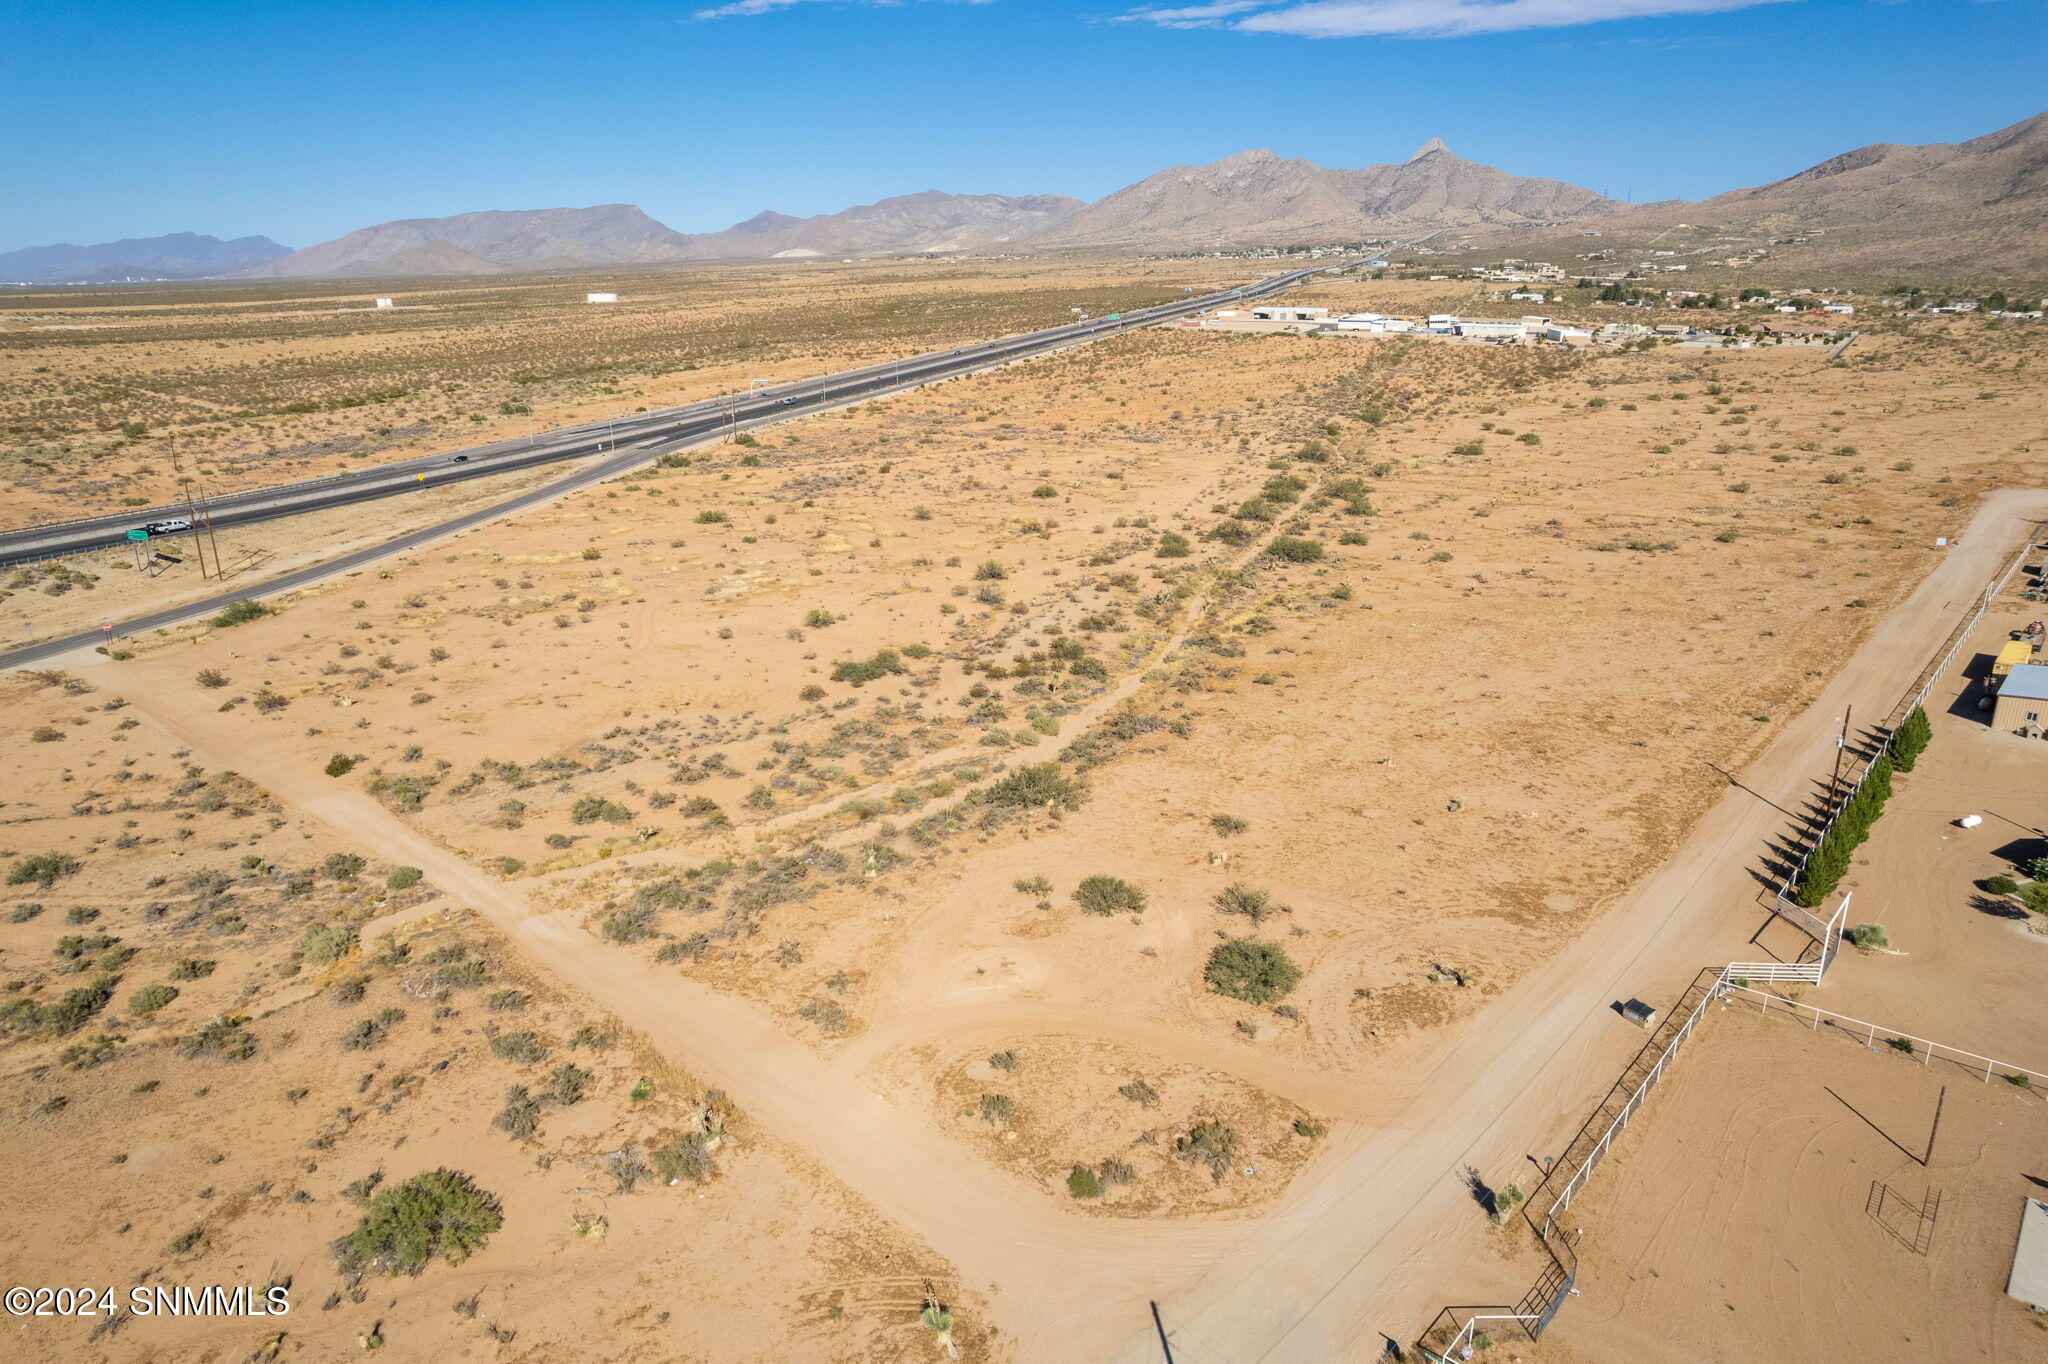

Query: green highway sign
[127,529,149,541]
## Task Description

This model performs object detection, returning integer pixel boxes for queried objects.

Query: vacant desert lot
[0,671,992,1362]
[0,255,1254,527]
[5,283,2046,1358]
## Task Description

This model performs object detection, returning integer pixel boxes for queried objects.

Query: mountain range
[9,112,2043,283]
[1530,110,2048,278]
[230,139,1617,280]
[0,231,290,283]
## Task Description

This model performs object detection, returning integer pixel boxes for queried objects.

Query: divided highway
[0,250,1397,668]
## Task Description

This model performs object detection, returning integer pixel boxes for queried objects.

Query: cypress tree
[1795,757,1896,906]
[1888,706,1932,773]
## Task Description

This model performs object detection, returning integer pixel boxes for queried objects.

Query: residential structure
[1993,664,2048,737]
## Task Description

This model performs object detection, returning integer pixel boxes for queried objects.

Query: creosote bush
[210,599,268,628]
[333,1169,502,1277]
[1203,938,1301,1005]
[1072,875,1145,916]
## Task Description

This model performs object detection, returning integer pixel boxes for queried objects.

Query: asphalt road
[0,260,1359,568]
[0,251,1401,669]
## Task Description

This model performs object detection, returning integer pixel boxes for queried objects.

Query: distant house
[1822,303,1854,314]
[1994,664,2048,737]
[374,297,394,309]
[586,292,619,303]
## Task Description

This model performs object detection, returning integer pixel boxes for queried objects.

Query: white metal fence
[1723,961,1823,984]
[1540,968,1723,1236]
[1718,982,2048,1088]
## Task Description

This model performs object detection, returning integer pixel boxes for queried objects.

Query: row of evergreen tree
[1792,706,1932,907]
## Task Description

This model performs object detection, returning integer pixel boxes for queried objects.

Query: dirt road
[90,489,2048,1361]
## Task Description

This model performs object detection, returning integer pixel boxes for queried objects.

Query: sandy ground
[0,677,994,1362]
[5,290,2047,1360]
[0,256,1255,528]
[1543,1007,2048,1364]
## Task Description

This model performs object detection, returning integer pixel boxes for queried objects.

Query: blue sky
[3,0,2042,251]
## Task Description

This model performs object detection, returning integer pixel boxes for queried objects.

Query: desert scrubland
[4,261,2046,1360]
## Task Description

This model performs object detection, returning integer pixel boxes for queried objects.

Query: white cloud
[693,0,990,20]
[1126,0,1273,27]
[1122,0,1798,38]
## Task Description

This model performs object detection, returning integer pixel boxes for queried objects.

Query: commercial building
[1250,305,1327,323]
[1453,318,1526,340]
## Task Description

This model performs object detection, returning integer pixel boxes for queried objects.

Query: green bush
[489,1032,547,1064]
[1155,532,1193,558]
[1072,875,1145,916]
[652,1132,715,1184]
[1175,1119,1240,1181]
[542,1063,591,1106]
[322,852,367,880]
[129,984,179,1014]
[2020,882,2048,916]
[1266,536,1324,563]
[301,922,359,964]
[1983,874,2020,896]
[976,762,1084,810]
[1066,1165,1103,1199]
[210,599,268,627]
[1213,882,1286,923]
[7,852,81,889]
[1846,923,1890,949]
[1203,939,1301,1005]
[570,796,631,825]
[334,1169,502,1276]
[831,650,906,686]
[324,753,357,777]
[385,866,423,891]
[602,904,657,943]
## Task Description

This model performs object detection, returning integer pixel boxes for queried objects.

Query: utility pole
[168,440,216,580]
[1831,704,1853,806]
[194,478,223,580]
